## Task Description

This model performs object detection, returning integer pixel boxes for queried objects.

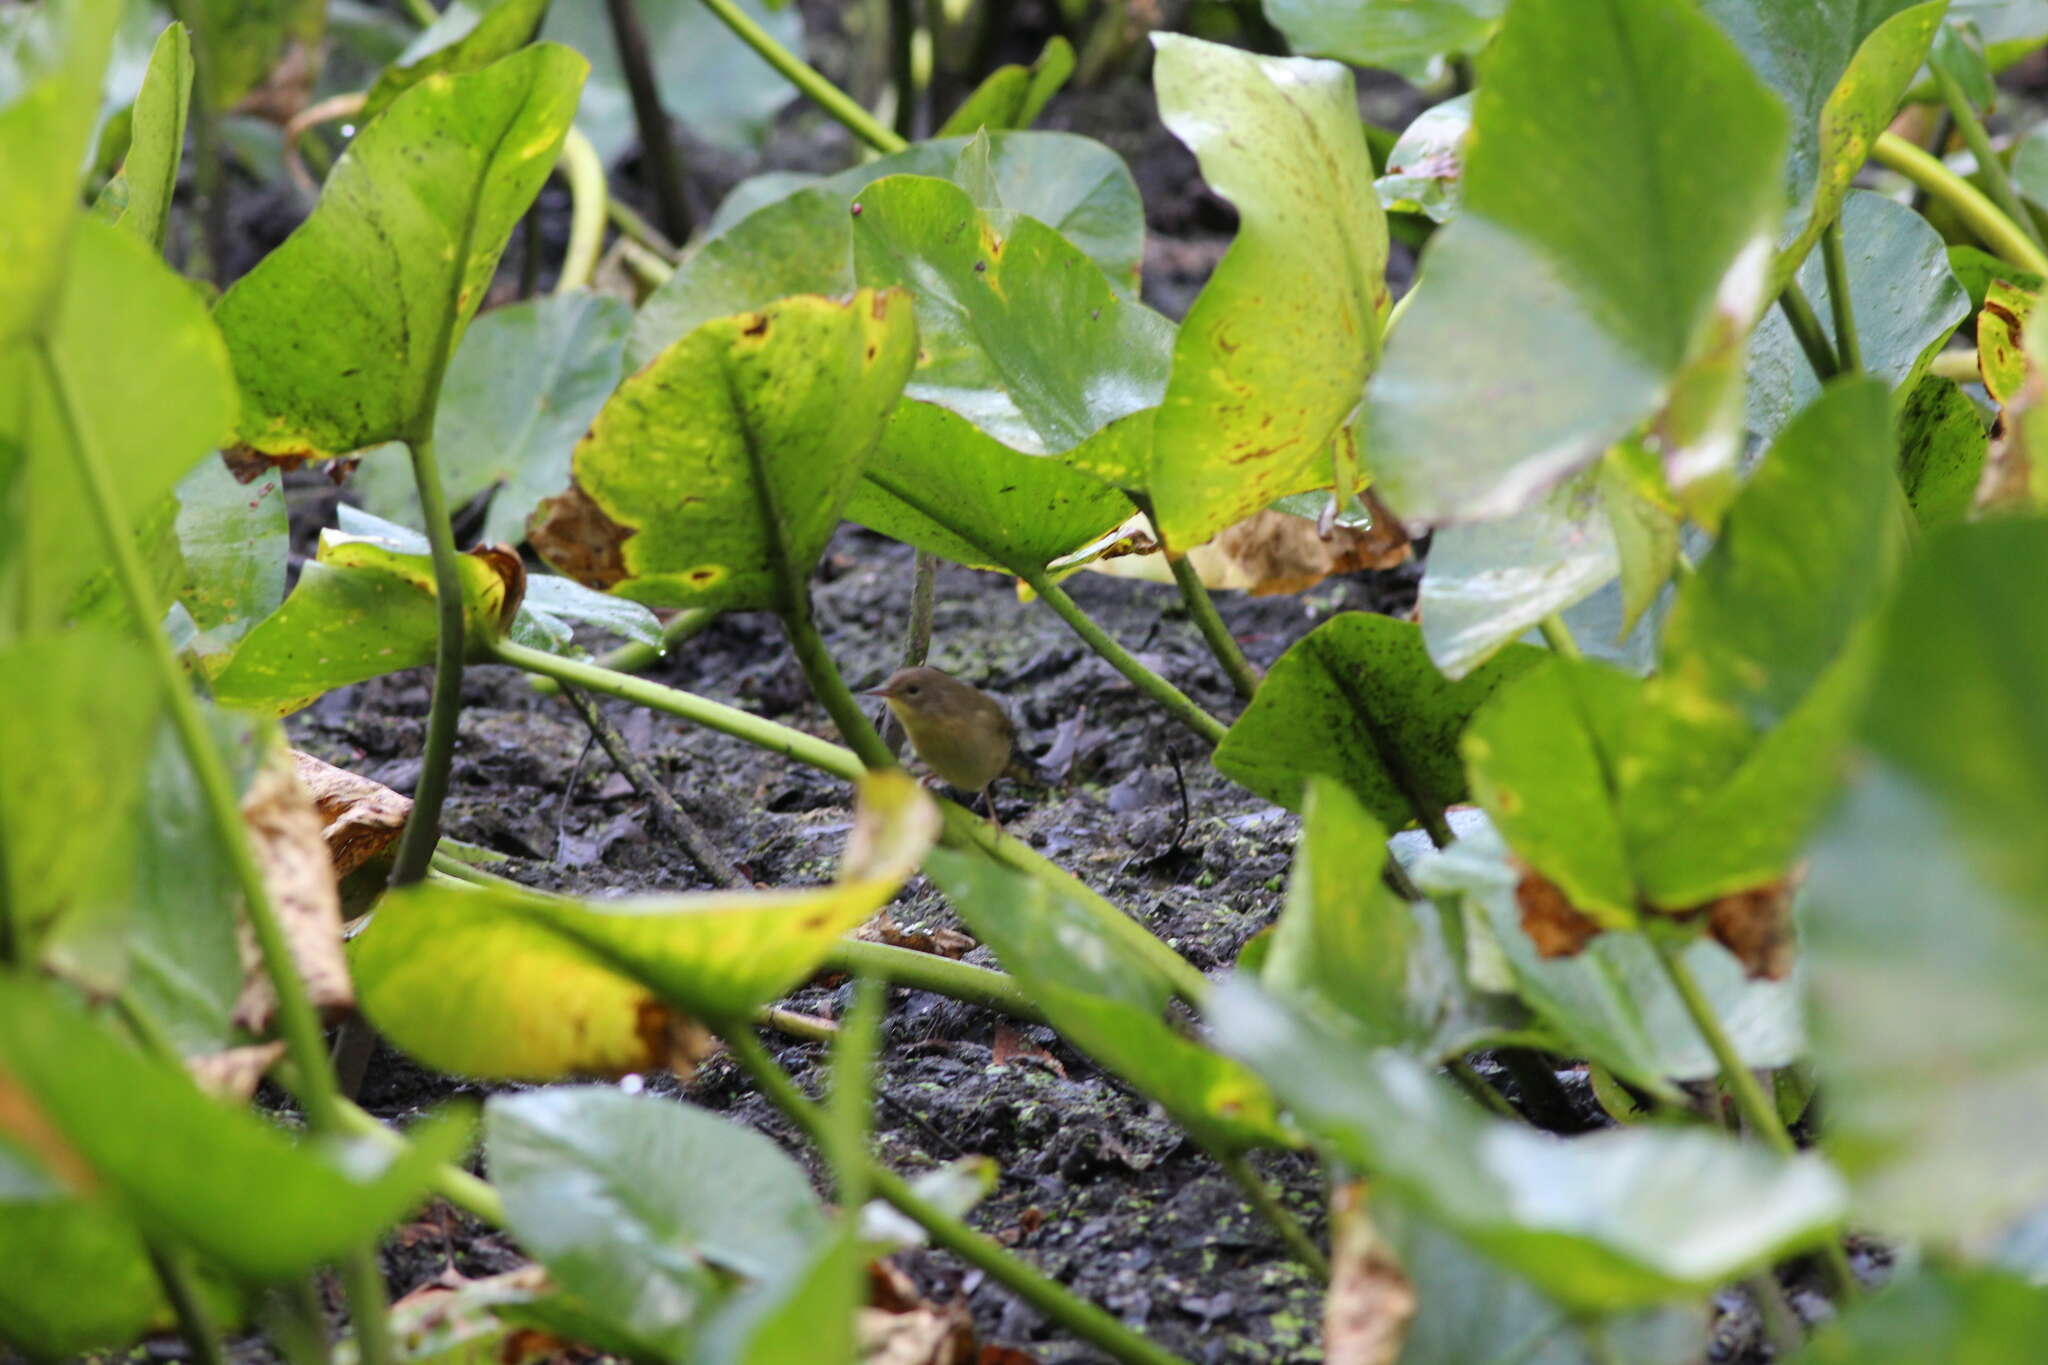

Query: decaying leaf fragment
[186,1042,289,1102]
[233,747,355,1032]
[529,475,635,592]
[1325,1180,1415,1365]
[1515,869,1606,958]
[1076,501,1409,595]
[290,750,411,877]
[1700,879,1796,982]
[860,1260,980,1365]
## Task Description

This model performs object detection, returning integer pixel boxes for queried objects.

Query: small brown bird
[865,666,1016,824]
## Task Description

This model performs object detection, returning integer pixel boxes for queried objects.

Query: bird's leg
[981,784,1004,836]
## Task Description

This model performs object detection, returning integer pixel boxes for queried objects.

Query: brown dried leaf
[1324,1180,1415,1365]
[1515,869,1606,958]
[634,1000,720,1081]
[528,478,633,591]
[185,1041,289,1102]
[467,543,528,634]
[290,751,412,878]
[233,747,355,1033]
[1080,503,1410,596]
[860,1259,978,1365]
[991,1023,1066,1079]
[861,913,977,960]
[1703,879,1796,981]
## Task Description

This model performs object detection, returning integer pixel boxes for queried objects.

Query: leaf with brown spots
[1515,869,1606,959]
[350,774,938,1080]
[531,291,917,613]
[1147,36,1389,550]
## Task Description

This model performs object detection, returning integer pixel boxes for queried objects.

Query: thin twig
[605,0,693,240]
[555,681,748,889]
[694,0,908,154]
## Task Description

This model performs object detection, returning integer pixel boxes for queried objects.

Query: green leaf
[352,774,938,1079]
[529,290,916,612]
[1950,0,2048,67]
[1412,818,1802,1097]
[517,572,664,651]
[635,132,1148,367]
[845,399,1136,573]
[0,1181,168,1357]
[0,976,471,1283]
[1262,0,1503,77]
[849,175,1171,463]
[211,520,520,714]
[1213,611,1545,830]
[2012,121,2048,215]
[213,44,587,458]
[1897,375,1988,530]
[363,0,549,122]
[1214,980,1846,1311]
[936,34,1073,136]
[172,455,290,665]
[485,1087,826,1358]
[1747,191,1969,444]
[352,291,632,546]
[0,631,159,990]
[1366,0,1787,524]
[1145,36,1388,549]
[1804,519,2048,1243]
[1791,1267,2048,1363]
[1416,473,1619,679]
[1599,441,1684,638]
[926,847,1290,1153]
[1947,243,2045,308]
[182,0,323,111]
[1374,93,1472,225]
[690,1231,858,1365]
[6,216,237,633]
[1380,1199,1708,1365]
[543,0,798,161]
[93,20,192,252]
[0,0,118,343]
[1931,17,1998,110]
[1700,0,1945,277]
[1265,777,1522,1058]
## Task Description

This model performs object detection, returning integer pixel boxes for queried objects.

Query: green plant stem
[607,195,679,261]
[1018,570,1228,746]
[338,1253,397,1365]
[389,436,466,887]
[762,1005,839,1043]
[724,1030,1193,1365]
[1216,1151,1329,1280]
[1447,1057,1520,1120]
[495,640,1214,1004]
[888,0,918,139]
[1873,131,2048,277]
[529,607,717,695]
[1930,60,2048,258]
[695,0,908,154]
[334,1098,508,1226]
[822,939,1045,1021]
[1820,218,1862,375]
[147,1242,227,1365]
[1776,280,1840,383]
[1932,348,1980,382]
[1651,935,1859,1299]
[605,0,693,241]
[554,127,607,294]
[1169,551,1261,699]
[1537,613,1581,660]
[402,0,439,26]
[42,344,340,1132]
[1747,1272,1806,1358]
[783,605,902,771]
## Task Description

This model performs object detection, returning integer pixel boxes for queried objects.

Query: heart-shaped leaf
[1263,0,1503,78]
[1896,376,1988,530]
[1146,35,1389,549]
[1366,0,1787,524]
[93,20,192,253]
[1788,1267,2048,1363]
[1375,93,1472,225]
[351,773,938,1079]
[213,43,587,457]
[362,0,549,122]
[530,290,917,612]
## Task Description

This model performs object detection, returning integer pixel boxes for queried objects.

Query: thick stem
[1167,550,1260,699]
[402,0,439,25]
[42,344,341,1133]
[607,195,679,261]
[1931,60,2048,257]
[1215,1151,1329,1280]
[494,642,1213,1004]
[1931,348,1980,382]
[1746,1272,1806,1358]
[724,1031,1193,1365]
[781,603,901,772]
[1872,131,2048,276]
[1536,613,1582,661]
[333,1098,507,1226]
[605,0,693,241]
[388,437,466,887]
[822,939,1044,1021]
[1018,570,1228,746]
[1776,281,1840,383]
[1652,935,1858,1299]
[1820,219,1863,375]
[554,128,608,294]
[902,550,937,670]
[339,1252,397,1365]
[694,0,908,154]
[1447,1057,1520,1120]
[147,1242,227,1365]
[888,0,918,140]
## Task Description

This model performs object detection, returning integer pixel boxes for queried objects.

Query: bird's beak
[862,684,894,699]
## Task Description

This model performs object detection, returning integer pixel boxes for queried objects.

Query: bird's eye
[904,684,921,696]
